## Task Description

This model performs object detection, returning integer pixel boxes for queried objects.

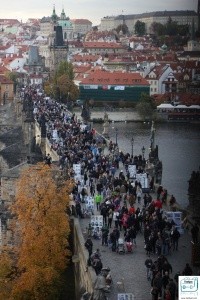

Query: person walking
[95,193,102,211]
[108,208,113,228]
[170,226,180,251]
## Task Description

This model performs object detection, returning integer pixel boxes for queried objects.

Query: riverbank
[74,107,142,122]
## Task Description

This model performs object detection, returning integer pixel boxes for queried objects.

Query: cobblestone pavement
[80,209,196,300]
[78,159,199,300]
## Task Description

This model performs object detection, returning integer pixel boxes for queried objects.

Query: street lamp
[142,146,145,160]
[115,128,118,145]
[131,137,134,158]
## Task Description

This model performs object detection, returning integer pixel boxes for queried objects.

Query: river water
[94,122,200,208]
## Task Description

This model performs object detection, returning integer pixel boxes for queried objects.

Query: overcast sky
[0,0,197,25]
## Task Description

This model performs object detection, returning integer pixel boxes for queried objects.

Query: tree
[134,20,146,36]
[165,17,178,36]
[57,74,79,103]
[115,24,129,35]
[0,249,14,299]
[136,93,156,121]
[10,163,72,299]
[55,61,74,81]
[150,22,166,36]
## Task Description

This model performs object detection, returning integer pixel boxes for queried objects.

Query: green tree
[115,24,129,35]
[150,22,166,36]
[44,61,79,104]
[165,17,178,36]
[134,20,146,36]
[136,93,156,121]
[55,61,74,80]
[177,24,189,36]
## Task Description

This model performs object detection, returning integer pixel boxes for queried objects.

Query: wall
[72,218,95,299]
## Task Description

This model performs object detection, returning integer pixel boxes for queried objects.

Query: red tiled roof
[74,65,92,73]
[80,70,149,86]
[0,65,9,75]
[83,42,124,49]
[0,75,13,84]
[73,54,100,63]
[71,19,92,25]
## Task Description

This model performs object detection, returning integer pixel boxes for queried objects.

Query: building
[79,69,149,103]
[0,75,14,105]
[145,64,173,95]
[58,8,73,41]
[82,41,125,55]
[100,10,198,34]
[71,19,92,37]
[49,25,68,74]
[27,45,45,74]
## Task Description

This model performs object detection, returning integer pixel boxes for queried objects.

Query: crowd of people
[20,86,199,300]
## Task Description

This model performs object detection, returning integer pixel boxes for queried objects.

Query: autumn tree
[0,249,14,299]
[10,163,73,300]
[57,74,79,103]
[44,61,79,104]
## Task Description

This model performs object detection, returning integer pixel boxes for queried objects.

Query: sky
[0,0,198,25]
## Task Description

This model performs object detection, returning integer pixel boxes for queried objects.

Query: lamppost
[131,137,134,158]
[115,128,118,146]
[142,146,145,160]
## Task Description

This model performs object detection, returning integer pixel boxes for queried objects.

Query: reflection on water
[95,122,200,208]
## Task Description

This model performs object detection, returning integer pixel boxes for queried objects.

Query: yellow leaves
[9,162,73,298]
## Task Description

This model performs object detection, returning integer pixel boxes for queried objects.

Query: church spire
[51,4,58,23]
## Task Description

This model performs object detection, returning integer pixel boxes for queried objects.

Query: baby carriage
[126,241,133,253]
[117,238,126,254]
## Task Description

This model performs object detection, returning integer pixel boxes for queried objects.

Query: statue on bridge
[102,112,109,138]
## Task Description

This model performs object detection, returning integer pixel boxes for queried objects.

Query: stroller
[117,238,126,254]
[126,241,133,253]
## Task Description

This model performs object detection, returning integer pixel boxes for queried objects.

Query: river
[94,122,200,208]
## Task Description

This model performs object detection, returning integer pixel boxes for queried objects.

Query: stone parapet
[72,217,96,299]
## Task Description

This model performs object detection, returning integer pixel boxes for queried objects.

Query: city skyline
[0,0,198,25]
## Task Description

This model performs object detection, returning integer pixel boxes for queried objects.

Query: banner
[114,86,125,90]
[128,165,136,178]
[118,294,134,300]
[73,164,82,181]
[85,196,95,212]
[90,215,103,235]
[136,173,149,189]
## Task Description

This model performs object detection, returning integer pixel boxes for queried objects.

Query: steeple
[51,4,58,23]
[60,8,66,20]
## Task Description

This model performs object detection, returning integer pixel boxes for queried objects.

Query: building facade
[100,10,198,34]
[79,70,149,103]
[0,75,14,105]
